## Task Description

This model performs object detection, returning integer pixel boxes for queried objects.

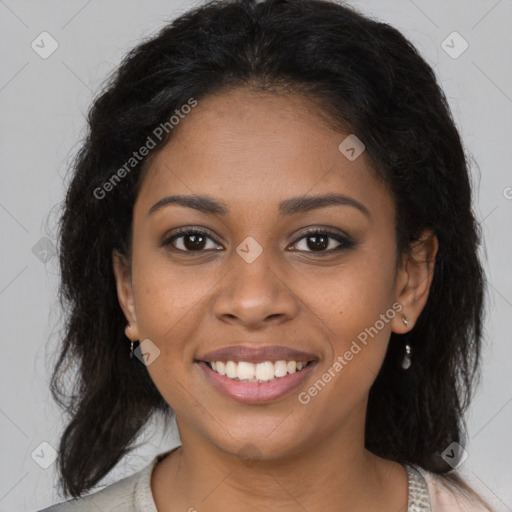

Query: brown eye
[290,229,355,254]
[162,229,223,252]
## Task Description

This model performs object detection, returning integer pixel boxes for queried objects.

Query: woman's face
[114,88,434,461]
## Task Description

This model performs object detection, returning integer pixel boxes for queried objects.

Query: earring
[127,323,136,359]
[401,316,412,369]
[401,342,412,370]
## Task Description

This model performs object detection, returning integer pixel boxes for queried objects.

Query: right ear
[112,249,140,341]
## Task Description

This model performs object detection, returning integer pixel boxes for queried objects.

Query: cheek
[306,244,397,387]
[128,262,200,393]
[131,251,213,339]
[300,290,396,421]
[302,248,396,336]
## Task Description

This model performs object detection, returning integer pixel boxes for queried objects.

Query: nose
[212,248,299,329]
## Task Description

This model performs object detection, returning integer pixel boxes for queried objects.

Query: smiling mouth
[203,360,314,383]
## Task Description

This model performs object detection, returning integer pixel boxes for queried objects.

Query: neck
[151,418,408,512]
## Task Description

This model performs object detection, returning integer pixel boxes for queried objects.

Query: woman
[38,0,494,510]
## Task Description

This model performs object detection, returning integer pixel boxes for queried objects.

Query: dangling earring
[127,323,136,359]
[401,342,412,370]
[401,315,411,369]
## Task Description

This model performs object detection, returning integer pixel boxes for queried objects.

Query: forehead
[135,88,393,221]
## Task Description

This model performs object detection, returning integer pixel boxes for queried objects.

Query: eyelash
[161,227,355,256]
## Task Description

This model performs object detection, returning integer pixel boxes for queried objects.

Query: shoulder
[416,467,492,512]
[35,467,149,512]
[34,456,161,512]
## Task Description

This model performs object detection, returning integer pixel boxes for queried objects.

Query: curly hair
[49,0,490,506]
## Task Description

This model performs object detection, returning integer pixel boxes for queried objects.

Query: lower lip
[197,361,317,404]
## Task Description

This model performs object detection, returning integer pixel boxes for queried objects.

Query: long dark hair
[50,0,490,507]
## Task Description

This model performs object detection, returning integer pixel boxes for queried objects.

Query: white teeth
[208,359,310,382]
[287,361,297,374]
[237,361,255,380]
[216,361,226,376]
[225,361,237,379]
[274,360,288,377]
[255,361,275,382]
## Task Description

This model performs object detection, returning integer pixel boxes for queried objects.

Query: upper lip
[198,345,317,363]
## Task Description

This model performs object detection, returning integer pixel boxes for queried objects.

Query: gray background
[0,1,511,510]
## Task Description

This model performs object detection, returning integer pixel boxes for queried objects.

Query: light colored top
[37,449,490,512]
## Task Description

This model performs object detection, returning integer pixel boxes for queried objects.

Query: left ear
[391,229,438,334]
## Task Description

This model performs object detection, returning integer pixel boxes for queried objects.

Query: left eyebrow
[148,193,370,218]
[278,193,370,218]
